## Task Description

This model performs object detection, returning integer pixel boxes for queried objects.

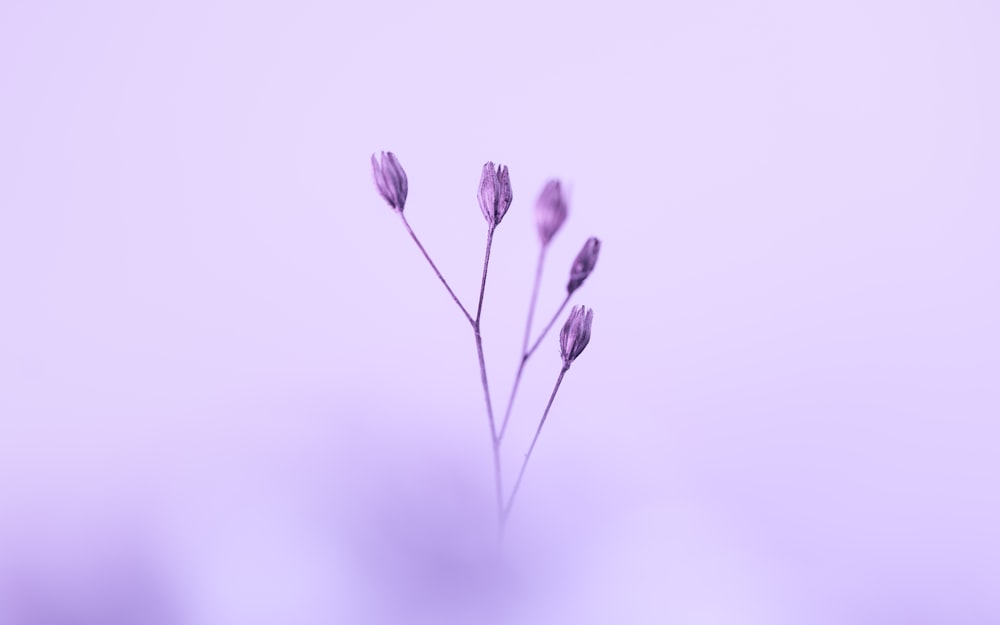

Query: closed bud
[478,161,513,227]
[567,237,601,294]
[371,151,408,212]
[560,305,594,366]
[535,180,568,246]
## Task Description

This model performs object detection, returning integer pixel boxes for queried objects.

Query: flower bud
[535,180,568,246]
[560,305,594,366]
[567,237,601,294]
[478,161,513,227]
[371,151,408,212]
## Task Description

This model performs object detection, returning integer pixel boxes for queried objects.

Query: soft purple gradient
[2,0,998,623]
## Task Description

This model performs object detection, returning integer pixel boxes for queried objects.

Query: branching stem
[504,364,570,522]
[526,293,571,360]
[498,290,572,442]
[399,213,474,326]
[473,226,504,534]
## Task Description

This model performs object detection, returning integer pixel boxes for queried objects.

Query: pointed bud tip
[478,160,512,227]
[560,305,594,365]
[567,237,601,293]
[371,150,408,212]
[535,179,568,246]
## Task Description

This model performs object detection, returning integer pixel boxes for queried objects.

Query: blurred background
[1,0,998,623]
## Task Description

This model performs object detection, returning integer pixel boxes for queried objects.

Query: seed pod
[560,305,594,365]
[478,161,513,227]
[567,237,601,294]
[371,151,408,212]
[535,180,568,246]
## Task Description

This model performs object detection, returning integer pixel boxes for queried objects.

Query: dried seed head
[567,237,601,294]
[478,161,513,227]
[371,151,408,212]
[535,180,568,246]
[560,305,594,365]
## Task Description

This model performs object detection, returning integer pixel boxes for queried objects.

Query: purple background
[2,0,998,623]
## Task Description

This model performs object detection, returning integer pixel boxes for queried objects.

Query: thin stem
[522,247,546,355]
[498,293,572,444]
[498,357,526,443]
[473,226,503,531]
[503,364,569,522]
[497,248,547,443]
[475,227,495,324]
[399,213,474,326]
[475,330,503,531]
[526,293,571,359]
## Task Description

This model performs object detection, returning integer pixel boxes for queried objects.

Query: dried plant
[371,151,601,541]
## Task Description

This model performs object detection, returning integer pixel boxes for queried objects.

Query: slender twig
[476,227,495,325]
[399,213,474,326]
[498,358,527,444]
[400,214,505,532]
[497,248,545,443]
[475,329,504,530]
[498,290,572,442]
[472,226,503,531]
[522,247,547,355]
[526,293,571,359]
[503,364,569,522]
